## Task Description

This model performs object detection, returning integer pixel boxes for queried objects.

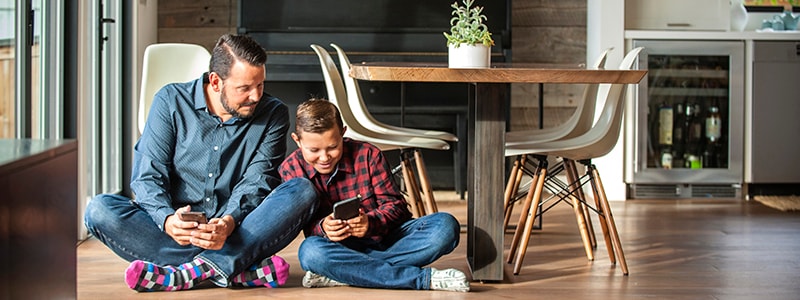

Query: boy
[279,98,469,292]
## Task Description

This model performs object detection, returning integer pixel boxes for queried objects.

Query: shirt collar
[193,73,210,111]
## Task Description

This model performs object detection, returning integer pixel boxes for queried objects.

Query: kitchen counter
[626,30,800,41]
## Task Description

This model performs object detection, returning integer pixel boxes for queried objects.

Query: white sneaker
[430,268,470,292]
[302,271,348,288]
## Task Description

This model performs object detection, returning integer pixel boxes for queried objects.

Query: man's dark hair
[209,34,267,80]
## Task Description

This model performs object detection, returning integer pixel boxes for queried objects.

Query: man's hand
[190,215,235,250]
[165,206,235,250]
[322,209,368,242]
[164,205,201,246]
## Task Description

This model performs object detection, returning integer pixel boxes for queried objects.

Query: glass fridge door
[628,40,743,186]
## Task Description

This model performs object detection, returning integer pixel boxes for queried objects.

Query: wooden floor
[77,192,800,299]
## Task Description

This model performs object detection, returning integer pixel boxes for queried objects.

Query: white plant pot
[448,43,491,69]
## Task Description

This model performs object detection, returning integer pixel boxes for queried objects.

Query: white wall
[134,0,158,140]
[587,0,627,201]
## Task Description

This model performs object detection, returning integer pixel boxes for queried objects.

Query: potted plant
[443,0,495,68]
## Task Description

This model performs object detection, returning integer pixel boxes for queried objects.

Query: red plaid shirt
[279,138,412,241]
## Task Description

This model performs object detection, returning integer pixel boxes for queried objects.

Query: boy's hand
[344,209,368,238]
[322,214,351,242]
[322,210,369,241]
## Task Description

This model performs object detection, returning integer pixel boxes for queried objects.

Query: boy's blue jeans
[298,212,461,290]
[84,177,317,285]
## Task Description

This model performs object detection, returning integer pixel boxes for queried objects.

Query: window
[0,0,15,138]
[0,0,55,139]
[745,0,800,12]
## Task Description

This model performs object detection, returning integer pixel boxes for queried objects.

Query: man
[84,34,317,292]
[279,98,470,292]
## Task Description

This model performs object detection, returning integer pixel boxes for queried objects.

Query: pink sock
[230,255,290,288]
[124,258,215,292]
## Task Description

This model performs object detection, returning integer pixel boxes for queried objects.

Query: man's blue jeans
[298,212,460,290]
[84,177,317,286]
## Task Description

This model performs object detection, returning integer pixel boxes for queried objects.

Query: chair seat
[345,130,450,151]
[370,124,458,142]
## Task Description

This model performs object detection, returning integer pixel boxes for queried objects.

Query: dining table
[349,62,647,281]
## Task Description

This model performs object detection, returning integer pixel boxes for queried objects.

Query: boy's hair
[295,98,344,136]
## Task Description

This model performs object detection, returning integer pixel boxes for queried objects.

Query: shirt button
[208,173,213,177]
[213,146,219,151]
[205,197,211,202]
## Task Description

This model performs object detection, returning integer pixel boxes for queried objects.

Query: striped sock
[230,255,290,288]
[124,258,215,292]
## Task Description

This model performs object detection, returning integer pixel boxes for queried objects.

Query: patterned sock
[230,255,290,288]
[430,268,470,292]
[124,258,215,292]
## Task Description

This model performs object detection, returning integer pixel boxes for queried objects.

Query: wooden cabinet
[626,0,729,31]
[0,139,77,300]
[750,41,800,183]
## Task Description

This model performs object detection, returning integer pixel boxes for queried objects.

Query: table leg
[466,83,507,281]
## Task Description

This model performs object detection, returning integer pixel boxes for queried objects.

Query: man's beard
[219,87,256,119]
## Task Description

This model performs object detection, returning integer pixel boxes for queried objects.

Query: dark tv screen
[239,0,508,35]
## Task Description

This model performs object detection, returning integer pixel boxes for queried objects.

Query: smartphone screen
[178,211,208,224]
[333,195,362,220]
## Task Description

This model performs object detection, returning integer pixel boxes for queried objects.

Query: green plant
[443,0,494,47]
[746,0,799,6]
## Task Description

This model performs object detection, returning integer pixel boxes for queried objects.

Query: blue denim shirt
[131,73,289,230]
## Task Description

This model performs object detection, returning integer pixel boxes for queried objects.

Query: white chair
[504,47,644,276]
[138,43,211,134]
[331,43,458,143]
[310,44,449,217]
[502,47,613,240]
[330,43,460,213]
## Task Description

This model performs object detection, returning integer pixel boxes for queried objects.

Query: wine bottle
[658,101,673,147]
[672,103,686,168]
[704,101,722,168]
[658,101,674,169]
[705,104,722,143]
[688,103,703,156]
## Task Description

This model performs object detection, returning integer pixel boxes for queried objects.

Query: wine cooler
[625,40,744,199]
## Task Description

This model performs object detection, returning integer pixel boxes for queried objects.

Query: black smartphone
[333,195,361,220]
[178,211,208,224]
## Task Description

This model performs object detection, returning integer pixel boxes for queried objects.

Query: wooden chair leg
[503,156,521,217]
[512,158,548,275]
[585,165,615,264]
[565,159,597,249]
[504,155,526,231]
[564,159,593,261]
[588,163,629,275]
[413,149,437,214]
[583,200,597,249]
[506,156,543,264]
[400,153,423,218]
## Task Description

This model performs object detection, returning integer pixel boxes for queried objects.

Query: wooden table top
[349,62,647,84]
